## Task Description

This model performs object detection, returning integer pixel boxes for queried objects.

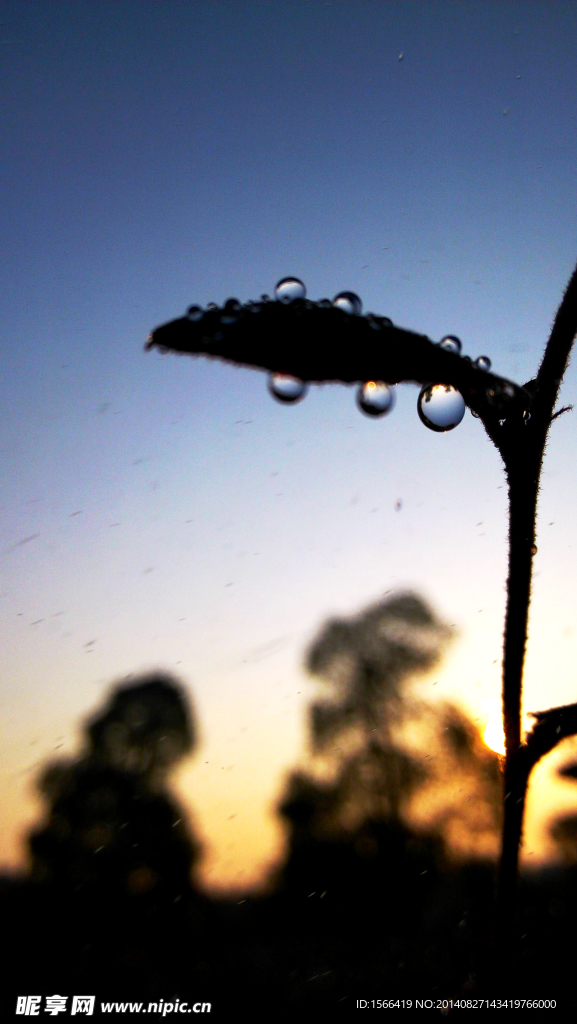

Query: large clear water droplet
[268,373,307,403]
[275,277,306,303]
[186,305,203,322]
[439,335,462,355]
[418,384,466,432]
[357,381,395,417]
[332,291,362,315]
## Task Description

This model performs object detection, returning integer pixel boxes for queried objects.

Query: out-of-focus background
[2,0,577,894]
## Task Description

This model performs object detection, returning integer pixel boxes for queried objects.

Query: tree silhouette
[307,592,450,742]
[304,592,448,824]
[146,265,577,953]
[296,592,500,848]
[271,591,502,998]
[26,672,203,995]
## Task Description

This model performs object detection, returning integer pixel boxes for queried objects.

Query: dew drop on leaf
[221,298,241,324]
[357,381,395,417]
[332,291,362,315]
[439,335,462,355]
[186,305,203,321]
[475,356,492,371]
[418,384,466,432]
[268,373,307,403]
[275,277,307,303]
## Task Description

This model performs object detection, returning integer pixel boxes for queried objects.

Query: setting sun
[484,720,506,756]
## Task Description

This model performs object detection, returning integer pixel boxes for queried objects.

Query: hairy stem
[495,258,577,947]
[495,456,539,942]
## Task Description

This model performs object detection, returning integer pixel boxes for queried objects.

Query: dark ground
[2,664,574,1019]
[1,828,575,1019]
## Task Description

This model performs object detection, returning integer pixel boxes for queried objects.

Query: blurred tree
[23,673,203,996]
[277,592,501,874]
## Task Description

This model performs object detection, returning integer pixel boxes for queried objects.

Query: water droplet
[206,302,218,310]
[475,356,492,371]
[523,410,531,423]
[417,384,466,432]
[318,299,332,308]
[357,381,395,417]
[186,305,203,322]
[275,277,306,303]
[221,298,241,324]
[260,294,271,302]
[471,409,480,419]
[268,373,307,403]
[439,335,462,355]
[332,291,362,315]
[531,545,537,555]
[502,383,515,399]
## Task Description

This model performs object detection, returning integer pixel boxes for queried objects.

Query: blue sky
[2,0,577,890]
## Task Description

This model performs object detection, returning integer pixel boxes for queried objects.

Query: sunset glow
[484,720,506,756]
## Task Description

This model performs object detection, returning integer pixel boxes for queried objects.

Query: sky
[2,0,577,893]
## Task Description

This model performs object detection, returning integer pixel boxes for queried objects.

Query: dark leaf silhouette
[146,297,529,428]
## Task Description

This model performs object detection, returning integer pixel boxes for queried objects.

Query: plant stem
[495,455,539,942]
[495,258,577,947]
